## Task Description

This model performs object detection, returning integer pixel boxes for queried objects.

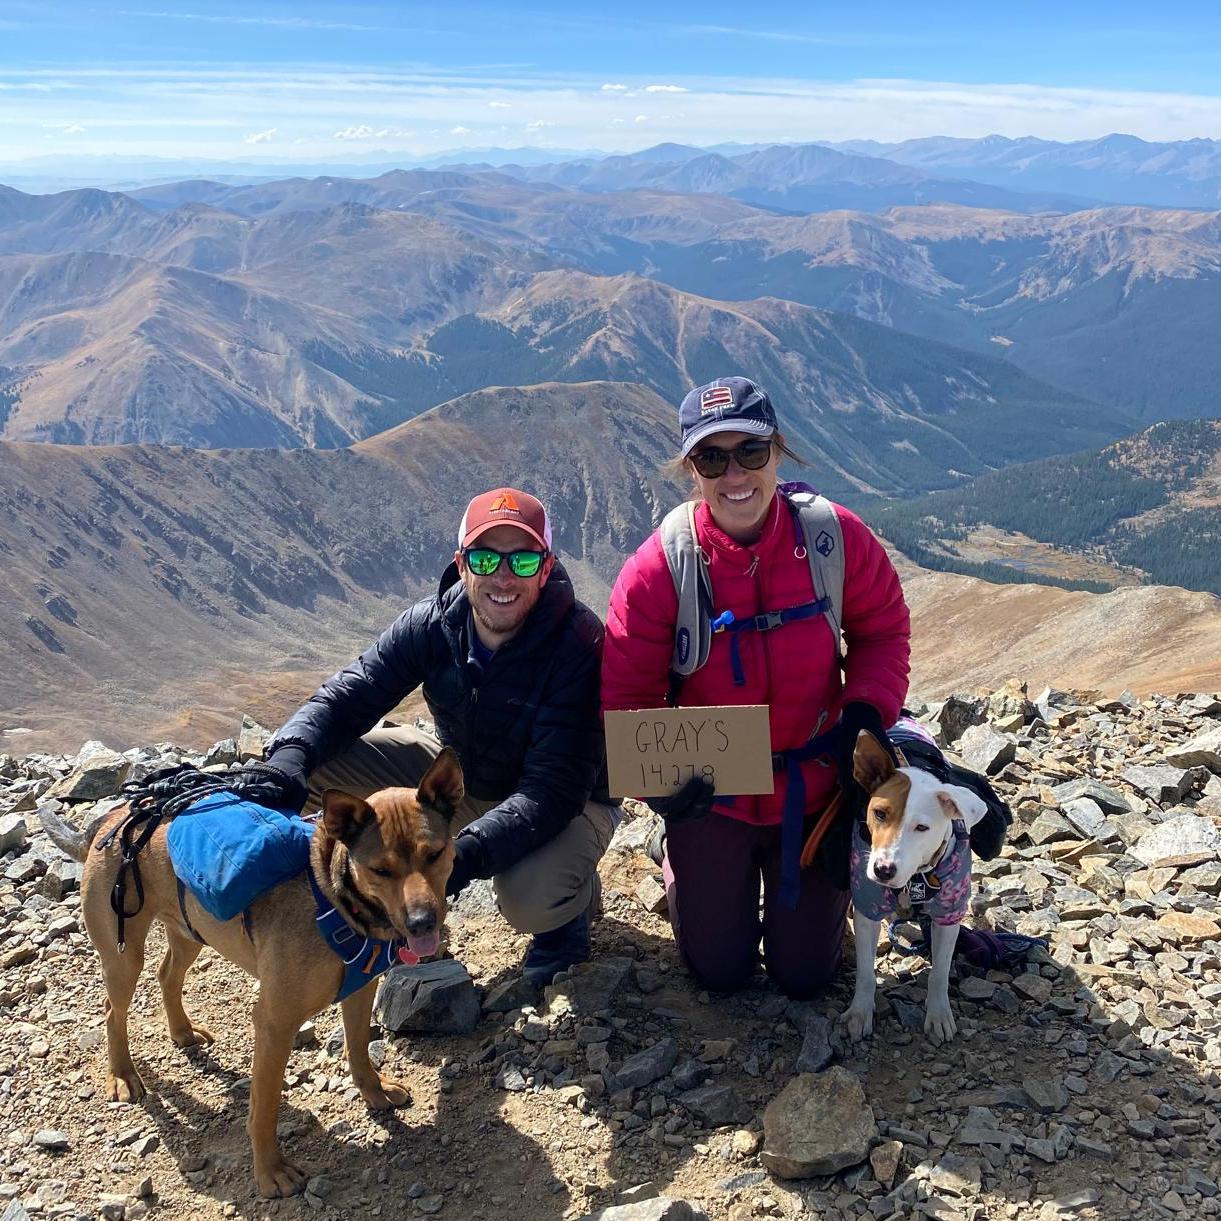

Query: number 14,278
[641,762,715,788]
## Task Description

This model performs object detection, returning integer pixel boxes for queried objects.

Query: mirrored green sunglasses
[462,547,548,578]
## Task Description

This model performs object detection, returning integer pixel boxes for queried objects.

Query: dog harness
[850,818,972,926]
[306,865,416,1002]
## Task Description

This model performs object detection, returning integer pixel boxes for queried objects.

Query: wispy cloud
[4,64,1221,161]
[333,124,413,140]
[526,119,552,130]
[126,10,386,32]
[679,24,859,45]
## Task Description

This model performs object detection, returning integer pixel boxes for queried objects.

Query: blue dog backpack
[165,790,312,922]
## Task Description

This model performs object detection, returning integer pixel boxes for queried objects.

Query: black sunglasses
[462,547,548,578]
[689,437,774,479]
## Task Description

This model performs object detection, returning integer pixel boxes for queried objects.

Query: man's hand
[647,775,715,824]
[445,834,481,898]
[260,745,311,813]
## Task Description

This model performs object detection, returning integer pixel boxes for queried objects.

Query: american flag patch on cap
[699,385,735,414]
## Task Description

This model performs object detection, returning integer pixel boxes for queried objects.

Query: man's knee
[494,866,594,936]
[494,803,614,934]
[306,726,441,811]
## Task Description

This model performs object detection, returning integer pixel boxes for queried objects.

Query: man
[264,487,615,985]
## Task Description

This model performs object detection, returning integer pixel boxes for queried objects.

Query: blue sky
[3,1,1220,163]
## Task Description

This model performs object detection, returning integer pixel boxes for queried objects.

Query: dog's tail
[38,805,110,862]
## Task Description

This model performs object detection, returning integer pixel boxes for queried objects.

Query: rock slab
[581,1201,709,1221]
[1130,814,1219,866]
[374,959,480,1034]
[760,1067,876,1179]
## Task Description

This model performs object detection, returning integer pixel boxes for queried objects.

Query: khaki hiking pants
[305,725,616,935]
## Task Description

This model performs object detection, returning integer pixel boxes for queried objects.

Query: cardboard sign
[604,705,775,798]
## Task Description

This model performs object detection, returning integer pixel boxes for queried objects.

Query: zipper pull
[746,555,760,577]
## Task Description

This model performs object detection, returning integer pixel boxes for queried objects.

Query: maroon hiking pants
[662,810,849,999]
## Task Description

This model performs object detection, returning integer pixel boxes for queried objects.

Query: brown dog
[41,749,462,1198]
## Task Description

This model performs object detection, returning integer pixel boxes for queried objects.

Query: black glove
[834,702,894,806]
[445,833,482,898]
[816,703,895,889]
[647,775,715,825]
[260,744,311,814]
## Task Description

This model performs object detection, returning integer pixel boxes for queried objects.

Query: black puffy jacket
[268,560,609,879]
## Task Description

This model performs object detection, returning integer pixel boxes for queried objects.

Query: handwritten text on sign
[604,705,775,798]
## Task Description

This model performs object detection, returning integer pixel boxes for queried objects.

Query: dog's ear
[936,787,988,830]
[321,790,375,843]
[418,747,464,820]
[853,730,896,793]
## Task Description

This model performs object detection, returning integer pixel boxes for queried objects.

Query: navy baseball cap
[678,377,777,458]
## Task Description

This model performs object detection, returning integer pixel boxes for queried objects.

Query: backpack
[659,482,845,703]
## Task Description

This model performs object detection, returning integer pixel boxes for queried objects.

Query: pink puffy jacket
[602,492,911,826]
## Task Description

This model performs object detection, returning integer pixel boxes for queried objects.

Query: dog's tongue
[404,930,440,960]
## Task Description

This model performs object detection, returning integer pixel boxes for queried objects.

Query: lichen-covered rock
[761,1068,876,1178]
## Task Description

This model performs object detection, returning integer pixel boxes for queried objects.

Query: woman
[602,376,910,999]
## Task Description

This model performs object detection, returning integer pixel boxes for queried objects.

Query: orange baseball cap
[458,487,552,551]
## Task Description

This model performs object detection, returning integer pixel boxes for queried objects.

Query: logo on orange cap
[489,491,520,514]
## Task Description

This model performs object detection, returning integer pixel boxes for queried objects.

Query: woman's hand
[647,775,716,824]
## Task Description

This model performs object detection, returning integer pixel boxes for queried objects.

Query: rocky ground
[0,686,1219,1221]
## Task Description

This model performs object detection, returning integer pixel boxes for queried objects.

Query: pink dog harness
[850,820,972,926]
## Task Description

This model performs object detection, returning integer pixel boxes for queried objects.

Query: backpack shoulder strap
[659,500,714,683]
[783,489,845,657]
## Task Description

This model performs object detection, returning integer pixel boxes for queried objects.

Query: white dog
[841,731,986,1043]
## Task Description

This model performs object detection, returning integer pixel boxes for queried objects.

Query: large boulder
[1130,815,1219,866]
[935,696,986,746]
[1165,724,1221,772]
[1121,764,1194,805]
[761,1068,876,1179]
[373,959,480,1034]
[0,813,28,855]
[45,741,130,802]
[957,725,1017,775]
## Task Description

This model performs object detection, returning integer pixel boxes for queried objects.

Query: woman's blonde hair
[661,430,805,485]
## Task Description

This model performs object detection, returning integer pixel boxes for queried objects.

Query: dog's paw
[840,1002,874,1041]
[255,1158,307,1198]
[924,1001,957,1044]
[360,1073,413,1111]
[170,1022,215,1049]
[107,1069,146,1103]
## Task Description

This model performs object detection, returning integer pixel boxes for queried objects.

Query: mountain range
[461,142,1086,215]
[1,185,1138,492]
[7,134,1221,209]
[4,171,1218,439]
[828,134,1221,209]
[3,137,1221,747]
